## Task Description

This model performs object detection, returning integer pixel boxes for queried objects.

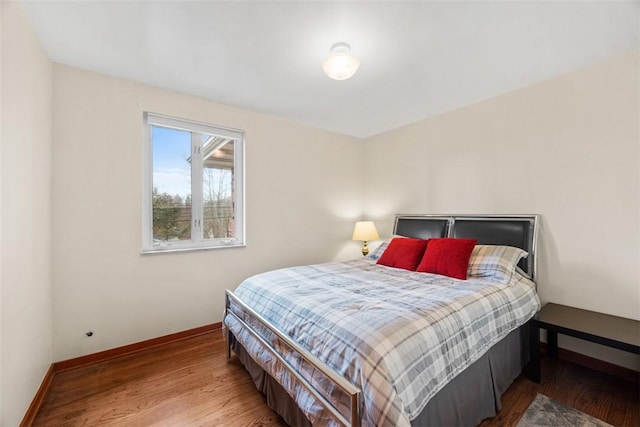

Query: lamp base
[361,241,369,256]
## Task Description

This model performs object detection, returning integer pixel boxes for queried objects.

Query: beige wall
[365,50,640,369]
[1,7,638,420]
[51,65,365,361]
[1,2,53,425]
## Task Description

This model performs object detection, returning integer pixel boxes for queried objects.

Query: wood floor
[34,330,639,426]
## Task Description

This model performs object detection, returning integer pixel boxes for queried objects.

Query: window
[143,113,244,252]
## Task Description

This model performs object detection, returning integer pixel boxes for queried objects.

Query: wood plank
[53,323,221,373]
[19,364,55,427]
[34,331,287,426]
[33,331,639,426]
[480,360,639,427]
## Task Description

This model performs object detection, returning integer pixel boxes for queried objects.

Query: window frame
[142,112,245,254]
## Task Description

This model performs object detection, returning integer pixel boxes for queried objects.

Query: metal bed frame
[225,291,362,426]
[393,214,538,281]
[224,214,539,427]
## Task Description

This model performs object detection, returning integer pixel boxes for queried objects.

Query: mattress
[224,257,540,426]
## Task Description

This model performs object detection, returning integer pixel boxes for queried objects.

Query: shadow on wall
[535,215,559,305]
[536,214,637,318]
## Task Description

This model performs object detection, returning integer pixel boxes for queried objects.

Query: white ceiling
[21,1,639,138]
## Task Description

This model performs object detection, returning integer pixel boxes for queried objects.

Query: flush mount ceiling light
[322,42,360,81]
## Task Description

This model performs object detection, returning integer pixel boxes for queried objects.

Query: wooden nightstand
[528,303,640,383]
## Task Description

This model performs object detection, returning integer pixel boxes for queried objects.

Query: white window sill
[141,242,246,255]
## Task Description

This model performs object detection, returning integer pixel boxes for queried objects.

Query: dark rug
[516,393,613,427]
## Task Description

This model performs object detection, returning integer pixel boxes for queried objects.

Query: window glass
[152,126,192,243]
[202,136,235,240]
[144,113,244,253]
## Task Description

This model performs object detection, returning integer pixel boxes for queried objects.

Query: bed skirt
[230,322,529,426]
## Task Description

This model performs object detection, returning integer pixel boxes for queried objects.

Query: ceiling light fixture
[322,42,360,81]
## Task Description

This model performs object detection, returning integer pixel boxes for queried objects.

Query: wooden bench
[528,303,640,383]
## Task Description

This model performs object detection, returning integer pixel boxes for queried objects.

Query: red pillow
[377,238,428,271]
[416,238,477,280]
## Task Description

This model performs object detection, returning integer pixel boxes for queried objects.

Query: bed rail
[225,289,362,427]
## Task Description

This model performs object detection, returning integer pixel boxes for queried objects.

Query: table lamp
[352,221,380,256]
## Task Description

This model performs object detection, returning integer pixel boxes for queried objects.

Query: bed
[224,214,540,426]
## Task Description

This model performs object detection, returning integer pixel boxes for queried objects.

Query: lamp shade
[352,221,379,241]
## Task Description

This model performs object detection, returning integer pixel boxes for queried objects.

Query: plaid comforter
[224,257,540,426]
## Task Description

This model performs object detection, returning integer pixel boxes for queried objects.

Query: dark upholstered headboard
[394,214,539,280]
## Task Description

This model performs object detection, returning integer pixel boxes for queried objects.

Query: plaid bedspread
[224,257,540,426]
